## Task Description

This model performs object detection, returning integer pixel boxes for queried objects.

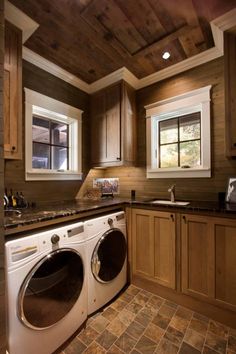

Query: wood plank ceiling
[9,0,236,83]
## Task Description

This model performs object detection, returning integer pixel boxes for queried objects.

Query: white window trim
[24,88,83,181]
[145,85,212,179]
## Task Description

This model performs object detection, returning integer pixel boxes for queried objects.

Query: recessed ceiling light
[162,51,170,60]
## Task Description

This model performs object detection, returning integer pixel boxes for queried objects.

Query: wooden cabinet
[131,208,176,289]
[224,31,236,157]
[90,81,136,167]
[181,213,236,312]
[4,21,22,159]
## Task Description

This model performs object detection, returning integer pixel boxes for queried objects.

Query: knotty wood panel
[4,60,90,203]
[102,58,236,202]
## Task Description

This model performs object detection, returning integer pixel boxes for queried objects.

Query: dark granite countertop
[4,197,236,235]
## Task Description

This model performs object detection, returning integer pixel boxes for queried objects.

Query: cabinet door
[214,218,236,311]
[106,83,121,162]
[90,90,106,164]
[4,21,22,159]
[153,212,176,289]
[132,209,154,278]
[181,214,214,300]
[132,209,176,289]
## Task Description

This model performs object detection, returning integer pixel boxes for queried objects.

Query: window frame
[25,88,83,181]
[145,85,212,179]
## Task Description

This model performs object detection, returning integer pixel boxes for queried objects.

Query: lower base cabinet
[131,208,176,290]
[182,214,236,312]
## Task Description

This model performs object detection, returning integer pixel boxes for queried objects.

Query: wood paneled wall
[103,58,236,202]
[0,1,6,352]
[4,60,90,204]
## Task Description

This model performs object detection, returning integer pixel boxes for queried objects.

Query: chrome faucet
[168,184,176,203]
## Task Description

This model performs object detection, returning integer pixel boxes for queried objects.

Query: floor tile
[169,315,189,334]
[205,331,227,354]
[110,299,127,312]
[133,293,150,306]
[229,328,236,338]
[106,344,125,354]
[175,306,193,321]
[164,300,178,309]
[119,292,134,303]
[90,316,109,333]
[101,307,119,322]
[107,317,127,337]
[78,326,99,346]
[126,320,145,340]
[193,312,209,323]
[152,313,171,330]
[147,295,164,308]
[83,341,106,354]
[228,335,236,352]
[118,308,136,326]
[135,335,156,354]
[95,329,117,350]
[202,346,220,354]
[115,332,137,352]
[126,301,143,315]
[126,285,141,296]
[144,322,164,343]
[208,319,229,339]
[189,318,208,336]
[135,310,152,327]
[164,325,184,347]
[184,328,205,351]
[64,337,86,354]
[179,342,201,354]
[156,338,179,354]
[158,304,176,319]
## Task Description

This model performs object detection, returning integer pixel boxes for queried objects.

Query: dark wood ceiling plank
[115,0,166,44]
[133,25,193,58]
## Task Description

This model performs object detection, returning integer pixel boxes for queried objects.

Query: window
[145,86,211,178]
[25,88,83,181]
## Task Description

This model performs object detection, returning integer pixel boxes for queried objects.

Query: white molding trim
[7,4,236,93]
[5,0,39,43]
[23,47,91,93]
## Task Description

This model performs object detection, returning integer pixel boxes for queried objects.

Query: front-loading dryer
[5,221,87,354]
[84,211,127,315]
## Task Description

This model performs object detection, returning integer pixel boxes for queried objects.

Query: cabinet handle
[170,214,174,221]
[11,146,16,151]
[182,215,186,223]
[116,157,120,160]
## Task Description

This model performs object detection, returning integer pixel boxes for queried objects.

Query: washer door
[18,248,84,330]
[91,228,127,283]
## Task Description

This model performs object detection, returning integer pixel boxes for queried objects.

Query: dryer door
[18,248,84,330]
[91,228,127,283]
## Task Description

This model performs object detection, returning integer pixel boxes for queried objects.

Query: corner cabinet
[90,81,136,167]
[4,21,22,160]
[131,208,176,290]
[224,31,236,157]
[181,213,236,312]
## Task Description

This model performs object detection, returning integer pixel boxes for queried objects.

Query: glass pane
[22,250,84,328]
[180,140,200,167]
[94,230,127,282]
[179,112,200,141]
[32,142,50,169]
[32,116,50,143]
[52,146,68,170]
[51,122,68,146]
[160,118,178,144]
[160,144,178,168]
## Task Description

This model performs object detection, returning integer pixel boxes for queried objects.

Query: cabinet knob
[170,214,174,221]
[182,215,186,223]
[11,146,16,151]
[116,157,120,160]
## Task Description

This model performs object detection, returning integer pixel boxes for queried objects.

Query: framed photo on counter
[225,177,236,203]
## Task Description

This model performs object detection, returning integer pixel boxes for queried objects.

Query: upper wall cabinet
[90,81,136,167]
[4,21,22,160]
[224,31,236,157]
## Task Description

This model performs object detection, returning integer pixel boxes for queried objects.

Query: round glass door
[91,228,127,283]
[18,249,84,330]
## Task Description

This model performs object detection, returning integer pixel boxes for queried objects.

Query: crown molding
[23,47,91,93]
[5,0,39,43]
[6,4,236,94]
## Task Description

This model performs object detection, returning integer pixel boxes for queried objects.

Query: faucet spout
[168,184,176,203]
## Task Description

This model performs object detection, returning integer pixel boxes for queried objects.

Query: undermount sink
[151,200,190,206]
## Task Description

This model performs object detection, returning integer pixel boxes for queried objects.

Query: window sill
[147,167,211,179]
[25,170,83,181]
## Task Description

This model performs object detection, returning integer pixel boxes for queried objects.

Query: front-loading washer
[5,221,87,354]
[84,211,127,315]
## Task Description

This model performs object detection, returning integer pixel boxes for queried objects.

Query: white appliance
[84,211,127,315]
[5,221,87,354]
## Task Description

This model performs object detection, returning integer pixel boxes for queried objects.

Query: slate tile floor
[60,285,236,354]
